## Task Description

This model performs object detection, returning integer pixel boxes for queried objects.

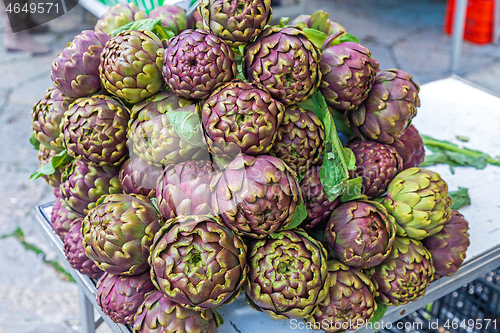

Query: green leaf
[150,197,160,213]
[369,303,388,328]
[282,203,308,230]
[449,187,471,210]
[336,32,360,44]
[52,150,73,169]
[111,19,176,40]
[236,61,247,81]
[279,17,290,27]
[166,109,204,143]
[301,28,329,50]
[29,150,72,181]
[29,133,40,151]
[340,177,363,202]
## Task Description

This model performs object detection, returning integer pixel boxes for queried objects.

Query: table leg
[450,0,468,73]
[78,287,95,333]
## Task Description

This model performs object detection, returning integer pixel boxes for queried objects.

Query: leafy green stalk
[283,203,308,230]
[449,187,471,210]
[30,133,40,151]
[30,150,73,181]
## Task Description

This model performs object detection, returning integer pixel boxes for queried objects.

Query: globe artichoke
[325,201,396,269]
[188,10,204,30]
[133,291,221,333]
[148,5,189,35]
[199,0,272,47]
[346,138,403,198]
[94,3,148,34]
[380,167,452,240]
[366,237,435,306]
[422,210,470,278]
[61,95,130,166]
[51,30,111,98]
[51,193,84,240]
[290,10,345,36]
[305,260,377,332]
[59,159,122,215]
[37,145,64,188]
[201,80,284,162]
[320,42,379,111]
[211,154,302,239]
[129,90,194,124]
[163,29,237,100]
[82,193,163,276]
[100,30,165,104]
[299,166,341,230]
[245,229,329,320]
[389,124,425,170]
[244,26,321,106]
[63,219,104,279]
[119,157,163,198]
[150,215,247,311]
[269,105,326,176]
[31,86,73,152]
[346,69,420,144]
[96,271,156,324]
[156,160,215,220]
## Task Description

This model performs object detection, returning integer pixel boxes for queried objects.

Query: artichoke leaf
[30,149,73,180]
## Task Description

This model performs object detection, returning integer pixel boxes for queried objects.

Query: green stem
[330,117,349,178]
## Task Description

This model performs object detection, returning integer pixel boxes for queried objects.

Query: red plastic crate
[444,0,495,44]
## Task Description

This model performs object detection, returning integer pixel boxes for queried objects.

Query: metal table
[35,76,500,332]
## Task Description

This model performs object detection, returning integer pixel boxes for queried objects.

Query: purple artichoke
[156,160,215,220]
[51,30,111,98]
[96,271,156,324]
[51,193,84,240]
[201,80,284,162]
[37,145,64,188]
[422,210,470,278]
[320,41,379,111]
[211,154,302,239]
[63,219,104,279]
[389,124,425,169]
[163,29,237,100]
[346,138,404,198]
[94,3,148,34]
[188,10,204,30]
[148,5,189,35]
[325,200,396,269]
[150,215,247,311]
[119,157,163,198]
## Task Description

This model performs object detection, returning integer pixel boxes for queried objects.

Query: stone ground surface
[0,0,498,332]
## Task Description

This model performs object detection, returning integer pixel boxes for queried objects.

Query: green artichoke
[346,138,403,198]
[245,230,329,320]
[37,144,64,188]
[211,154,302,239]
[325,201,396,269]
[51,192,84,240]
[31,86,74,152]
[82,193,163,276]
[163,29,237,100]
[119,157,163,198]
[199,0,272,47]
[148,5,189,35]
[100,30,165,104]
[366,237,435,306]
[290,10,345,36]
[422,210,470,278]
[150,215,247,311]
[380,167,452,240]
[201,80,284,162]
[346,69,420,144]
[94,3,148,34]
[129,90,194,123]
[305,260,377,332]
[245,26,321,106]
[389,124,425,170]
[133,291,221,333]
[320,42,379,111]
[61,95,130,166]
[269,105,326,176]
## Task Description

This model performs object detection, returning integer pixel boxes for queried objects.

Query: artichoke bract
[346,138,403,198]
[201,80,284,162]
[199,0,272,47]
[129,90,194,124]
[148,5,189,35]
[367,237,435,306]
[51,30,111,98]
[31,86,73,152]
[156,160,215,220]
[245,230,329,320]
[94,3,148,34]
[346,69,420,144]
[119,157,163,198]
[389,124,425,170]
[422,210,470,278]
[100,30,165,104]
[61,95,130,166]
[211,154,302,239]
[63,219,104,279]
[82,193,163,276]
[245,26,321,106]
[305,260,377,332]
[299,166,340,230]
[133,291,221,333]
[59,159,122,215]
[96,271,156,325]
[290,10,345,36]
[381,167,452,240]
[269,105,326,176]
[150,215,247,311]
[163,29,237,100]
[325,201,396,269]
[37,145,64,188]
[320,42,379,111]
[51,192,84,240]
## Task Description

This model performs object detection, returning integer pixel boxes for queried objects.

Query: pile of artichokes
[31,1,470,332]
